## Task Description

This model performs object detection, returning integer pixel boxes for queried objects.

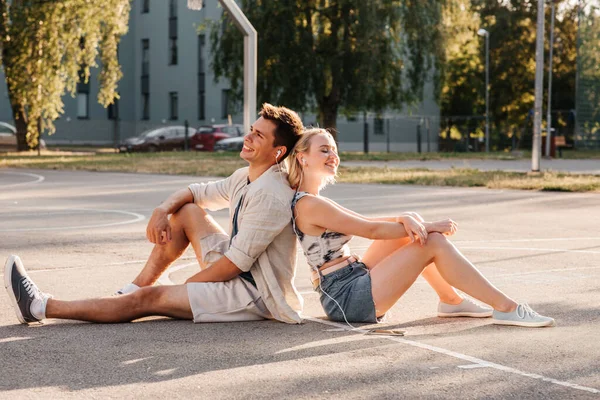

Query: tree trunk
[318,100,339,142]
[12,105,29,151]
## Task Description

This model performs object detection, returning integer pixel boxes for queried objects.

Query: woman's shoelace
[517,303,539,319]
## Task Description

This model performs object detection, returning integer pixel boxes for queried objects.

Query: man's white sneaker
[4,255,51,324]
[438,297,493,318]
[492,303,555,327]
[114,282,140,296]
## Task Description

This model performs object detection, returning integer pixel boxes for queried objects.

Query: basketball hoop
[187,0,203,10]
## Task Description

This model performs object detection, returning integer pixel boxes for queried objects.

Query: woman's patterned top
[291,191,352,270]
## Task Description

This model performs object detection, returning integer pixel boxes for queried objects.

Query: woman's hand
[400,211,425,223]
[397,215,428,245]
[424,219,458,236]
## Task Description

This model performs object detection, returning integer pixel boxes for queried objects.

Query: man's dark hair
[259,103,304,161]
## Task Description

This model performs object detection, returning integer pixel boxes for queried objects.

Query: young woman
[287,128,554,327]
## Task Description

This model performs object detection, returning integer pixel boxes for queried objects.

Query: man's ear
[277,146,287,159]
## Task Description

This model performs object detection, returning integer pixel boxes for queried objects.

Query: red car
[191,124,244,152]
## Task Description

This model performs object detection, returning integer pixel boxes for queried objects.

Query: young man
[4,103,305,325]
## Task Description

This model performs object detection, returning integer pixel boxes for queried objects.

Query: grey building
[0,0,440,152]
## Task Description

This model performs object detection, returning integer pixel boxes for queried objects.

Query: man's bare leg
[132,204,227,287]
[46,286,192,323]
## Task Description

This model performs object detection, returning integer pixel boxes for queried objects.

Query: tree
[210,0,443,139]
[0,0,130,150]
[440,0,578,150]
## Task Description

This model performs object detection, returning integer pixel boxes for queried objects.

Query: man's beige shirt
[188,165,303,324]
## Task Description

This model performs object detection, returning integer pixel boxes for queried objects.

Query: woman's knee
[425,232,449,250]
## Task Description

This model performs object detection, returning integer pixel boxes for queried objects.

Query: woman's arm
[296,196,427,243]
[321,198,424,223]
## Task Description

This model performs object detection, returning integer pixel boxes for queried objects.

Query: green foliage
[440,0,578,148]
[210,0,443,137]
[0,0,130,150]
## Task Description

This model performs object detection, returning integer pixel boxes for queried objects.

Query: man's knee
[129,286,169,310]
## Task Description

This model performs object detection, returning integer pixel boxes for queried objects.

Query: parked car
[190,124,244,152]
[214,136,245,152]
[0,121,46,151]
[119,126,196,153]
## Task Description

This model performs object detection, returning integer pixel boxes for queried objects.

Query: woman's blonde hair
[286,127,338,190]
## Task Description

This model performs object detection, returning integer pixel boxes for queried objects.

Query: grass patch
[339,151,527,161]
[1,151,246,177]
[337,167,600,192]
[2,151,599,192]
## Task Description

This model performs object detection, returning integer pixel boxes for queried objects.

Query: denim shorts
[317,260,379,323]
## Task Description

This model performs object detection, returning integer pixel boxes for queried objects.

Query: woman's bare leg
[369,233,517,317]
[45,286,193,323]
[362,237,462,305]
[133,204,227,287]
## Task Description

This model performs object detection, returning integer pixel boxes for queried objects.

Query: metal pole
[189,1,257,135]
[363,111,369,154]
[184,119,189,151]
[574,0,582,147]
[532,0,545,172]
[386,118,390,153]
[545,1,556,157]
[426,117,431,152]
[417,121,422,153]
[485,34,490,153]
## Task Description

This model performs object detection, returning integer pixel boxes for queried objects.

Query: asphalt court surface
[0,168,599,399]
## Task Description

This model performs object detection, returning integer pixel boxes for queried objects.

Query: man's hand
[146,207,171,244]
[424,219,458,236]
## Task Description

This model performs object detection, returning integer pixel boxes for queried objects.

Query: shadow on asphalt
[0,318,393,391]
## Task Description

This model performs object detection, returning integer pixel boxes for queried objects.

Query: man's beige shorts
[187,232,271,323]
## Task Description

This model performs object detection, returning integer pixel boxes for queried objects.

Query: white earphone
[276,149,282,159]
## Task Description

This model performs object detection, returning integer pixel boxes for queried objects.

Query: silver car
[213,136,245,152]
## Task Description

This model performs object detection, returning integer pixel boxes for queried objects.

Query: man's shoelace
[21,277,40,298]
[517,303,540,319]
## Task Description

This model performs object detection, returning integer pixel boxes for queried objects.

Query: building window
[374,117,384,135]
[222,89,230,119]
[198,34,205,120]
[169,0,177,18]
[142,94,150,120]
[108,98,119,120]
[169,38,178,65]
[141,39,150,76]
[77,93,89,119]
[168,0,178,66]
[76,67,90,119]
[141,39,150,120]
[170,92,178,120]
[142,0,149,13]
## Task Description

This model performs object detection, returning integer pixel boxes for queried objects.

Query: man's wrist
[154,205,169,216]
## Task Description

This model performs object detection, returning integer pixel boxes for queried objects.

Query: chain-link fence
[576,3,600,149]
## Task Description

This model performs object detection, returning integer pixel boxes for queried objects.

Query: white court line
[0,208,145,232]
[0,171,44,188]
[454,237,600,244]
[0,256,201,279]
[459,246,600,255]
[302,316,600,395]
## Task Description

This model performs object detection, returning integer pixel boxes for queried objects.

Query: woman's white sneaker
[437,297,493,318]
[492,303,555,327]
